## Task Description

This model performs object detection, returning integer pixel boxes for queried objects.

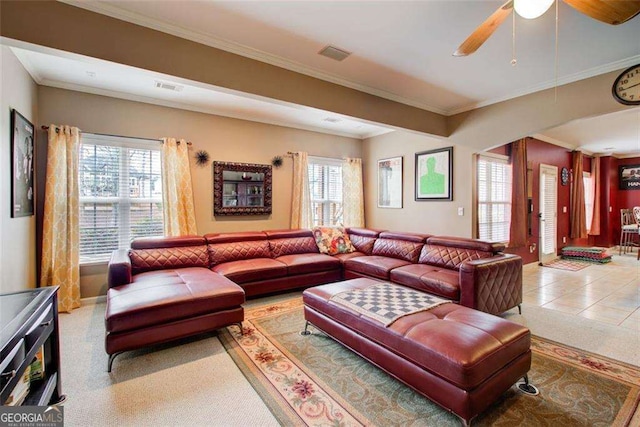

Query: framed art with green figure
[415,147,453,201]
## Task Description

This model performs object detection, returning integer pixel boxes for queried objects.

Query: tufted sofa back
[419,236,504,270]
[129,236,210,275]
[264,229,319,258]
[346,227,384,255]
[371,231,430,263]
[205,232,271,266]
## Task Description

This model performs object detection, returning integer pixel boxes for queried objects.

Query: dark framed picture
[377,156,403,208]
[415,146,453,201]
[10,109,35,217]
[619,164,640,190]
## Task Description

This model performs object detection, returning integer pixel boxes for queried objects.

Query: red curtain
[589,157,601,236]
[570,151,587,239]
[509,139,527,247]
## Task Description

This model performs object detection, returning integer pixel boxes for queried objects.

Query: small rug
[330,282,450,326]
[561,246,612,263]
[220,298,640,426]
[543,258,591,271]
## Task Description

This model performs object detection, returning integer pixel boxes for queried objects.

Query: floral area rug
[543,258,591,271]
[219,297,640,426]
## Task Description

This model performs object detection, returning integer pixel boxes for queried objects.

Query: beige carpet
[57,291,639,426]
[58,302,278,426]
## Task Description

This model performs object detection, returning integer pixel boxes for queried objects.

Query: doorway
[539,164,558,264]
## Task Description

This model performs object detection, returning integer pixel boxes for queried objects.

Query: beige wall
[447,70,629,151]
[37,86,362,297]
[363,131,474,237]
[0,47,38,293]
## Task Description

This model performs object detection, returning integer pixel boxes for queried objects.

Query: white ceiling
[534,108,640,156]
[10,45,391,139]
[9,1,640,152]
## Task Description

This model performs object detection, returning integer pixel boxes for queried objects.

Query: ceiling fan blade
[454,1,514,57]
[563,0,640,25]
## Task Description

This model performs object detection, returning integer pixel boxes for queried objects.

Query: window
[476,154,512,242]
[308,157,343,226]
[583,171,594,233]
[79,134,164,263]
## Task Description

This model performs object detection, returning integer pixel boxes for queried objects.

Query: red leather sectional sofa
[105,227,522,370]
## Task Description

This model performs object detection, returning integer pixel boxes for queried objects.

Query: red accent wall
[489,140,640,261]
[594,156,640,248]
[617,157,640,208]
[496,138,599,264]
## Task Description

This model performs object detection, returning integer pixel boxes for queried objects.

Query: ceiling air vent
[318,45,351,62]
[155,81,184,92]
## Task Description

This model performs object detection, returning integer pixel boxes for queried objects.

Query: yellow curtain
[291,151,312,228]
[161,138,197,236]
[342,158,365,227]
[509,139,527,247]
[589,156,601,236]
[40,125,81,313]
[570,150,587,239]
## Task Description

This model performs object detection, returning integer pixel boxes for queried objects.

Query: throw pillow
[312,226,356,255]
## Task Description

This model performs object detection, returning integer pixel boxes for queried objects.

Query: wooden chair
[634,207,640,260]
[620,208,639,255]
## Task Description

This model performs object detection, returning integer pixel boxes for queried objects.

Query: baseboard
[81,295,106,305]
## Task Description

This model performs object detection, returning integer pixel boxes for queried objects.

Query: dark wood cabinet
[0,287,64,406]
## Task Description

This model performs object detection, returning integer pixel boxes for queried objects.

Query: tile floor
[523,250,640,331]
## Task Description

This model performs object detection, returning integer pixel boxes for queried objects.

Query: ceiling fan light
[514,0,554,19]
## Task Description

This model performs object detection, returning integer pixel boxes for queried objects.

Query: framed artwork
[415,146,453,201]
[619,164,640,190]
[377,156,403,208]
[10,109,35,217]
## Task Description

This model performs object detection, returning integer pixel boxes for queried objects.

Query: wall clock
[561,167,569,186]
[612,64,640,106]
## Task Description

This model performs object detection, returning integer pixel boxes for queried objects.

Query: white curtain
[342,158,365,227]
[291,151,312,228]
[41,125,81,313]
[161,138,198,236]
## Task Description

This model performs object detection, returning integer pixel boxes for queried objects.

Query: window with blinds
[477,154,512,242]
[79,134,164,264]
[308,157,343,226]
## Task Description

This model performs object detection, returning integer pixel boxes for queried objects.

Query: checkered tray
[329,282,450,327]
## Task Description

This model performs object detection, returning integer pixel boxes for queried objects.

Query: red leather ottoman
[302,278,532,426]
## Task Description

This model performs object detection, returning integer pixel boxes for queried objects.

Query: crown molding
[40,79,372,140]
[33,2,640,121]
[449,55,640,115]
[531,133,576,150]
[60,0,449,116]
[10,46,44,84]
[532,134,640,158]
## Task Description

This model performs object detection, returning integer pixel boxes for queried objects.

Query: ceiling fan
[454,0,640,57]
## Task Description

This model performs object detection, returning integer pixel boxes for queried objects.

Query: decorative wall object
[194,150,210,167]
[377,156,403,208]
[213,161,272,215]
[10,109,35,217]
[619,164,640,190]
[271,155,284,169]
[415,147,453,201]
